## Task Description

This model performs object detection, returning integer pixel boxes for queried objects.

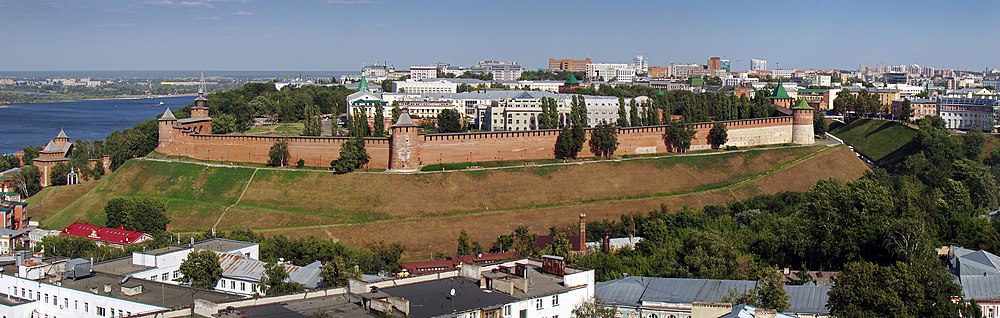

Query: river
[0,96,195,154]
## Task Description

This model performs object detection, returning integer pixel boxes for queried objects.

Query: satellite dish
[449,288,456,296]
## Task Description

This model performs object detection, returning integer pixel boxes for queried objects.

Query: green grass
[831,119,920,165]
[245,122,305,136]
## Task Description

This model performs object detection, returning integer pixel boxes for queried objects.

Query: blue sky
[1,0,997,71]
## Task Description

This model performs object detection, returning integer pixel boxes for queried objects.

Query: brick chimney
[601,229,611,254]
[578,213,586,253]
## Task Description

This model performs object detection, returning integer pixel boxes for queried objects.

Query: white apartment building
[587,63,636,82]
[669,64,704,79]
[391,79,459,94]
[354,256,594,318]
[472,60,523,81]
[633,55,648,74]
[937,97,999,132]
[409,65,438,80]
[0,253,242,318]
[751,59,768,71]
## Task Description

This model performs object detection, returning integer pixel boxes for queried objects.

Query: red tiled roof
[402,252,517,275]
[60,222,151,245]
[534,235,585,251]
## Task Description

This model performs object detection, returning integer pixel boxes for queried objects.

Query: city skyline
[1,0,997,71]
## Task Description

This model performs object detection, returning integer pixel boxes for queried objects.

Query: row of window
[218,278,257,293]
[9,287,129,317]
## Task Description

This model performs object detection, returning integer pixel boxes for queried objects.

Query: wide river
[0,96,194,154]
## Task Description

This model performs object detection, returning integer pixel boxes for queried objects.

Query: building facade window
[536,298,543,309]
[552,294,559,306]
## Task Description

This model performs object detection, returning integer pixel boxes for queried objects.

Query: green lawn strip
[183,145,833,234]
[831,119,919,164]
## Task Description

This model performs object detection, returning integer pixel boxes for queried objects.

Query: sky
[0,0,997,72]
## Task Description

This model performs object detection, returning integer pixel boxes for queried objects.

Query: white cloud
[232,10,255,16]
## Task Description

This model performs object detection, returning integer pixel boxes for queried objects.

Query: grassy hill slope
[35,145,869,257]
[831,119,919,165]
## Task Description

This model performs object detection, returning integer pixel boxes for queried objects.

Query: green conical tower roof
[769,84,790,99]
[565,73,580,85]
[357,74,369,92]
[792,98,813,110]
[656,89,664,96]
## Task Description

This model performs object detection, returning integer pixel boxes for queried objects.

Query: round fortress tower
[791,99,815,145]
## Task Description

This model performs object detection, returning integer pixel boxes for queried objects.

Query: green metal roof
[792,99,813,110]
[357,75,369,92]
[565,73,580,85]
[797,88,828,93]
[769,84,791,99]
[656,89,664,96]
[351,99,387,105]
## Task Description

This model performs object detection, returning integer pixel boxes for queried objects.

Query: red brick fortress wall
[156,116,798,170]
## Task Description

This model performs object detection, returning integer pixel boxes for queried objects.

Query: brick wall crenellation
[158,116,799,170]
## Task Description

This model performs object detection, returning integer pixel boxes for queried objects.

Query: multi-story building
[356,256,594,318]
[471,60,523,81]
[587,63,636,82]
[670,63,708,79]
[548,57,591,72]
[750,58,768,72]
[409,65,438,81]
[885,72,908,84]
[59,222,153,248]
[648,66,670,79]
[0,251,243,317]
[633,55,648,74]
[391,79,459,94]
[363,62,390,78]
[348,90,648,132]
[892,97,937,120]
[707,56,722,75]
[937,97,999,131]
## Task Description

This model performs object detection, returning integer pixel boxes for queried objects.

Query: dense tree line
[568,84,774,123]
[569,119,998,315]
[832,88,884,117]
[205,82,355,132]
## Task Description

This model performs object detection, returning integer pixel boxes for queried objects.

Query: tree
[179,250,222,289]
[212,114,238,134]
[723,267,789,311]
[572,297,617,318]
[12,165,41,197]
[813,111,827,135]
[20,146,40,165]
[332,136,370,174]
[555,126,580,159]
[589,123,618,157]
[259,263,305,294]
[708,123,728,149]
[437,108,463,133]
[49,162,71,186]
[666,122,697,153]
[962,127,989,161]
[457,230,473,256]
[302,104,322,136]
[540,97,559,129]
[348,108,371,137]
[542,229,571,258]
[616,97,628,127]
[104,197,170,233]
[373,103,385,137]
[320,256,358,288]
[899,98,912,122]
[828,261,963,317]
[390,104,401,124]
[267,139,291,167]
[629,99,640,127]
